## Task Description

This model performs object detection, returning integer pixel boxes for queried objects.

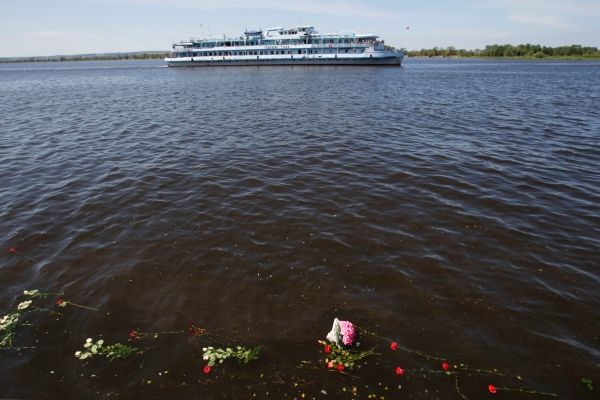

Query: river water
[1,59,599,399]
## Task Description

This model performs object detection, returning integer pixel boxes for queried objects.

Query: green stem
[354,325,385,341]
[454,376,469,400]
[498,387,558,397]
[327,369,359,378]
[66,301,98,311]
[455,366,505,376]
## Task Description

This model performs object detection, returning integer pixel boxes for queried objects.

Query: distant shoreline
[3,55,599,64]
[406,44,600,60]
[0,52,169,63]
[3,55,598,64]
[3,44,600,63]
[408,55,600,61]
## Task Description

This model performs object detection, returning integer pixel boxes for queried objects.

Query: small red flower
[327,361,334,369]
[9,248,17,254]
[395,367,405,375]
[324,345,331,353]
[488,384,497,394]
[390,341,398,350]
[442,362,449,371]
[55,298,65,306]
[128,330,139,340]
[188,324,206,337]
[336,363,344,372]
[203,365,211,374]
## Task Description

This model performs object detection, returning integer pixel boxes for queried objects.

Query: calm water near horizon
[1,58,599,399]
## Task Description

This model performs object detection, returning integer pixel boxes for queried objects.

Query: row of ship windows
[174,49,360,57]
[189,39,375,47]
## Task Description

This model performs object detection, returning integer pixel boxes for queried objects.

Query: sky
[1,0,599,57]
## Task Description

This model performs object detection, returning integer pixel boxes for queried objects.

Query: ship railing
[187,43,370,51]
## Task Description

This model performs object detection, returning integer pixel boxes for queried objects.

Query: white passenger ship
[166,26,404,67]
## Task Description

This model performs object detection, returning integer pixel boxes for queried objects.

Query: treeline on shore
[407,44,600,59]
[0,52,170,63]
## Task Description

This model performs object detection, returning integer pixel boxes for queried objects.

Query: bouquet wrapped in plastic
[326,318,357,347]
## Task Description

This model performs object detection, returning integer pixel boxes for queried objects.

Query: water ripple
[0,59,599,398]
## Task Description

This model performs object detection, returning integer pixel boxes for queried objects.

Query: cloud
[108,0,407,20]
[507,14,568,29]
[491,0,600,18]
[480,0,600,33]
[26,30,72,38]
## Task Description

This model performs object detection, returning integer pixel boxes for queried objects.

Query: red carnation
[390,341,398,350]
[9,248,17,254]
[188,324,206,337]
[395,367,405,375]
[327,361,334,369]
[488,384,497,394]
[442,362,449,371]
[324,345,331,353]
[203,365,211,374]
[336,363,344,372]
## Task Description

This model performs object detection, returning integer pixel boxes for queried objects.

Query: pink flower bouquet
[326,318,357,347]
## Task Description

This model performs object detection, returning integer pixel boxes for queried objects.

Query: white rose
[17,300,32,311]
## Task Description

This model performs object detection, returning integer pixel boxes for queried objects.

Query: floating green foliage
[202,345,261,367]
[75,338,138,361]
[319,340,377,370]
[582,378,594,391]
[0,313,20,348]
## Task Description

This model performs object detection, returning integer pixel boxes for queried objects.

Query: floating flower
[390,341,398,351]
[1,313,19,329]
[326,318,356,347]
[203,365,211,374]
[8,248,17,254]
[76,337,136,361]
[395,367,405,376]
[336,363,344,372]
[17,300,32,311]
[53,297,97,310]
[339,321,356,346]
[128,330,139,340]
[202,345,261,367]
[442,362,449,371]
[488,384,497,394]
[189,324,206,337]
[324,344,331,353]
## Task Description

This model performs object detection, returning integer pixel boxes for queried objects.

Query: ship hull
[166,55,402,67]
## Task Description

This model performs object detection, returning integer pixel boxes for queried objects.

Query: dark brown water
[1,59,599,399]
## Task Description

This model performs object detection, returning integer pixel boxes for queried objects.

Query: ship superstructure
[166,26,404,66]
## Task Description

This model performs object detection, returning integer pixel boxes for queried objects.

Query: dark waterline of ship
[0,59,599,399]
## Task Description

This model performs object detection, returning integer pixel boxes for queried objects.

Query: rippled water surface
[1,59,599,399]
